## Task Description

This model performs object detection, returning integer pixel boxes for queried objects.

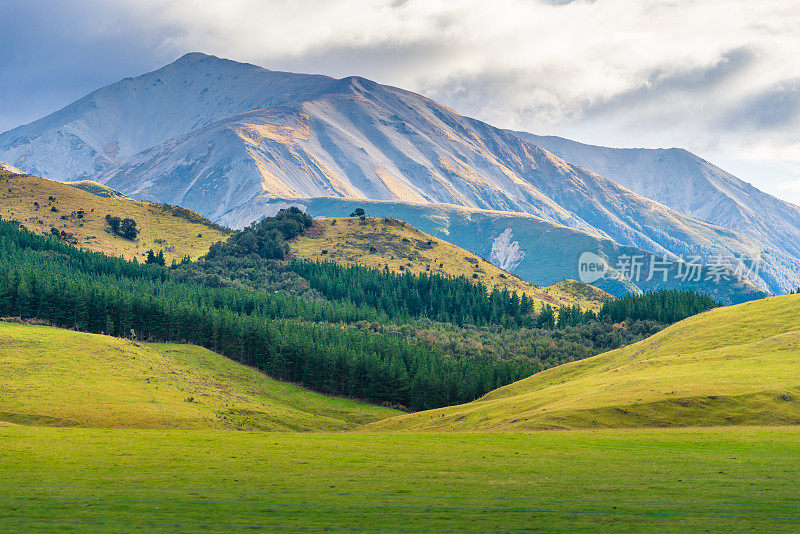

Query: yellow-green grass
[0,171,229,262]
[368,293,800,431]
[64,179,128,198]
[0,322,398,430]
[292,216,612,311]
[1,426,799,532]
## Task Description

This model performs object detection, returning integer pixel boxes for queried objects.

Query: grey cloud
[0,1,174,132]
[717,79,800,131]
[575,47,757,122]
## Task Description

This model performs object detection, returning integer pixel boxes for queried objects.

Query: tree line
[599,289,719,324]
[0,207,722,411]
[288,259,540,328]
[0,217,530,410]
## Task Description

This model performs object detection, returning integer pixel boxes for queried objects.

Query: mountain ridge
[0,52,792,294]
[512,132,800,281]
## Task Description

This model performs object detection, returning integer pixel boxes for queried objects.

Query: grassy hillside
[0,322,398,430]
[368,293,800,431]
[267,197,769,304]
[65,179,128,198]
[292,216,612,311]
[0,170,229,262]
[2,426,799,533]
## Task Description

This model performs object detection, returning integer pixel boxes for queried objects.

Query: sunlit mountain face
[1,53,797,295]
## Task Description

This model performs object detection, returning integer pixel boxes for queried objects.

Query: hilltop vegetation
[0,322,397,430]
[65,180,128,198]
[369,293,800,431]
[291,216,611,311]
[0,170,228,262]
[206,206,313,260]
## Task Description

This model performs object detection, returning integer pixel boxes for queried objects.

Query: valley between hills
[1,52,799,534]
[0,167,798,532]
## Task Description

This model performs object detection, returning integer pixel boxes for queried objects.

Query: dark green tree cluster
[145,249,166,266]
[172,255,317,297]
[289,260,538,327]
[205,207,312,261]
[554,304,597,328]
[599,289,719,324]
[105,215,138,240]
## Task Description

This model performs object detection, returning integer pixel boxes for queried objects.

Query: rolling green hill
[0,170,229,262]
[367,293,800,431]
[291,216,612,311]
[0,321,398,430]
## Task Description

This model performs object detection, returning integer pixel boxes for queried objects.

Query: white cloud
[6,0,800,202]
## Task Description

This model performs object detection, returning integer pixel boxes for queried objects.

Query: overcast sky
[2,0,800,203]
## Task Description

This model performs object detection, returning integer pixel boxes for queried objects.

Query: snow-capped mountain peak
[1,54,797,294]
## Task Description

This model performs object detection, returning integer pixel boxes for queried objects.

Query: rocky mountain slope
[512,132,800,292]
[0,53,792,293]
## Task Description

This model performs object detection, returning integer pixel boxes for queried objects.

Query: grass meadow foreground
[0,426,798,533]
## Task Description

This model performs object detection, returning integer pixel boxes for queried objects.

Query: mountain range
[0,52,795,296]
[513,132,800,285]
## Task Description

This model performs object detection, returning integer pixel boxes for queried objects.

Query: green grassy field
[292,217,612,311]
[0,322,397,430]
[0,426,798,533]
[370,293,800,431]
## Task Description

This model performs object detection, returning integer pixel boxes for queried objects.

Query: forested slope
[0,216,535,410]
[0,208,719,411]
